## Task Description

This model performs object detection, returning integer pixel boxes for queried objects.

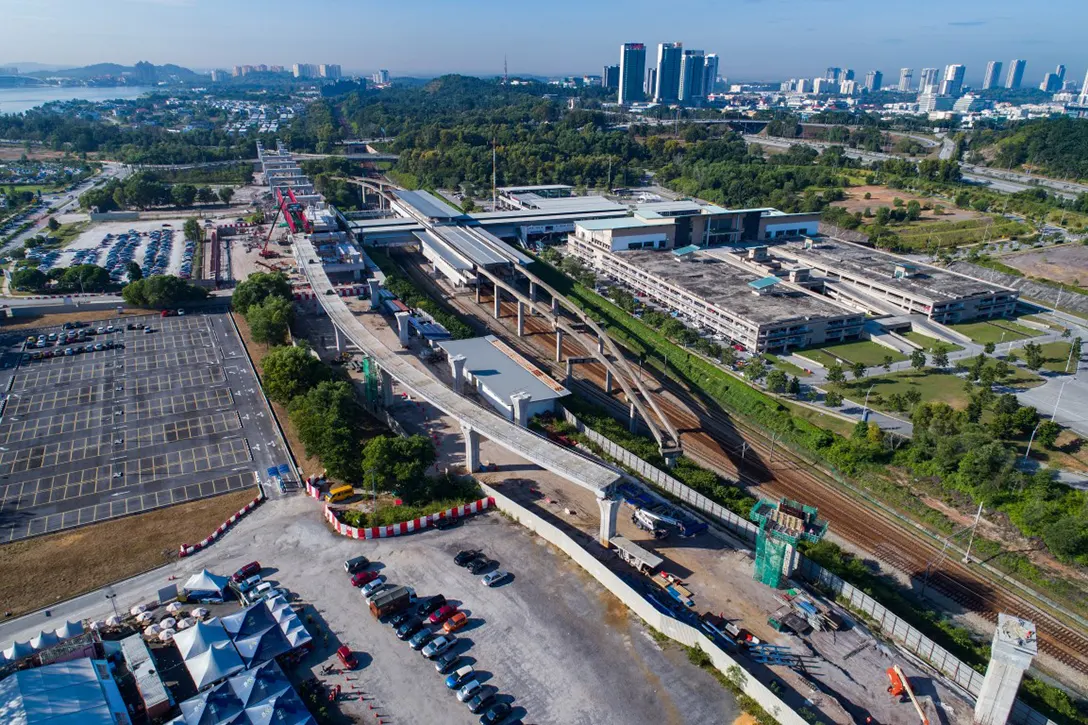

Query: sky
[4,0,1088,85]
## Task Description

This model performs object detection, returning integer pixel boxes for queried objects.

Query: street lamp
[104,590,119,619]
[861,383,876,420]
[1023,421,1043,464]
[1052,377,1072,421]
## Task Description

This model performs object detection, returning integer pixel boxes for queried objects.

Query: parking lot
[0,309,291,543]
[34,219,198,280]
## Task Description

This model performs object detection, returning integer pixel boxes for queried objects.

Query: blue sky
[5,0,1088,84]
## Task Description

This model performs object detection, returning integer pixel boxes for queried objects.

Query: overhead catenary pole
[962,501,983,564]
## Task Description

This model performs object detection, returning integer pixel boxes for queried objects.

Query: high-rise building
[982,61,1003,90]
[679,49,707,103]
[319,64,342,80]
[292,63,318,79]
[646,67,657,98]
[1006,59,1026,89]
[812,77,837,94]
[1056,64,1067,84]
[603,65,620,89]
[919,67,941,94]
[825,67,842,83]
[618,43,646,104]
[210,69,225,82]
[654,42,683,103]
[840,80,858,95]
[864,70,883,92]
[372,69,390,85]
[1040,73,1059,93]
[940,64,966,96]
[703,54,720,95]
[898,68,913,92]
[1078,69,1088,105]
[270,65,284,73]
[843,69,855,82]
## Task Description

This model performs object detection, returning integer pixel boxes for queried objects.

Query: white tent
[182,569,229,596]
[144,624,161,636]
[54,620,84,639]
[166,602,184,614]
[105,615,122,627]
[191,607,209,619]
[2,640,33,661]
[176,617,196,630]
[159,617,176,630]
[30,630,59,650]
[184,641,244,689]
[130,604,146,616]
[136,612,153,623]
[159,629,176,643]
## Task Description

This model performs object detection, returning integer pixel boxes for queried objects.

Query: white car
[421,634,456,659]
[361,577,386,596]
[457,680,482,703]
[481,570,509,587]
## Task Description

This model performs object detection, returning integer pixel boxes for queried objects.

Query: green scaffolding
[753,524,790,588]
[749,498,828,589]
[360,356,379,407]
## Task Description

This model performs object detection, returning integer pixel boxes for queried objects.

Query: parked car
[421,634,456,659]
[351,570,379,587]
[479,703,512,725]
[417,594,447,618]
[443,612,468,634]
[336,645,358,670]
[457,680,483,703]
[234,574,262,594]
[409,629,435,651]
[433,651,460,674]
[467,557,493,575]
[231,561,261,583]
[482,570,509,587]
[454,550,481,566]
[361,576,387,596]
[445,665,474,689]
[344,556,370,574]
[389,611,415,629]
[467,690,496,714]
[428,604,458,625]
[434,516,459,530]
[395,619,423,641]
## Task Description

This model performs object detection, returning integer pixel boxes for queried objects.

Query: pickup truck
[369,585,415,618]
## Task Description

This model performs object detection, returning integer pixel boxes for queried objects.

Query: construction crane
[886,665,929,725]
[631,509,669,539]
[631,507,706,538]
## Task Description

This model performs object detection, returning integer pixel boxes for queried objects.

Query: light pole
[861,383,876,420]
[1023,421,1043,463]
[1052,377,1071,421]
[962,502,983,564]
[105,589,119,619]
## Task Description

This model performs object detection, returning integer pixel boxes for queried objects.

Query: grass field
[946,319,1040,345]
[763,353,811,377]
[1037,341,1076,374]
[1021,314,1068,333]
[902,330,964,353]
[780,400,856,438]
[831,363,1044,412]
[797,339,908,367]
[0,488,258,618]
[5,183,61,194]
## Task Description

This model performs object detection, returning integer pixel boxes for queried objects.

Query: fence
[480,484,809,725]
[561,410,1058,725]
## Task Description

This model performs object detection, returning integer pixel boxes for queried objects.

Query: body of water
[0,86,155,115]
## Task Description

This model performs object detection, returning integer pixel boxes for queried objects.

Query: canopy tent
[170,660,315,725]
[173,619,244,690]
[182,570,229,598]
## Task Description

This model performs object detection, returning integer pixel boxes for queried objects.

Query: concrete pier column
[516,301,525,336]
[551,297,559,315]
[475,272,481,303]
[529,281,537,302]
[380,369,394,408]
[334,326,342,352]
[462,424,480,473]
[511,392,532,427]
[493,284,501,319]
[605,368,613,393]
[449,354,467,394]
[555,328,564,362]
[597,495,621,548]
[368,279,381,310]
[597,336,605,355]
[394,312,411,347]
[628,402,638,433]
[974,615,1038,725]
[565,359,573,386]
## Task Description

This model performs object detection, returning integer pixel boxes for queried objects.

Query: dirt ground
[833,185,980,223]
[0,488,257,617]
[997,244,1088,287]
[0,146,66,161]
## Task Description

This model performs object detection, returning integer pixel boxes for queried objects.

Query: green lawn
[796,339,908,367]
[903,330,964,353]
[50,221,88,247]
[946,319,1040,345]
[780,400,856,438]
[1021,315,1068,333]
[832,363,1045,413]
[5,184,60,194]
[1037,341,1076,374]
[763,353,812,378]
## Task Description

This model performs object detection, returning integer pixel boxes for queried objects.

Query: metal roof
[749,276,781,290]
[415,231,472,271]
[672,245,700,257]
[437,335,569,404]
[435,226,531,268]
[392,190,463,221]
[576,216,672,232]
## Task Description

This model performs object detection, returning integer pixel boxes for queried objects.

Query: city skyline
[3,0,1087,82]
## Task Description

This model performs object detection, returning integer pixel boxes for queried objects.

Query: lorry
[369,585,415,618]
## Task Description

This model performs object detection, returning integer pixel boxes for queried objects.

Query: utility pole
[491,139,497,212]
[962,502,983,564]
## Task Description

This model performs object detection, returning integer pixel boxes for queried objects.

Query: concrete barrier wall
[561,411,1057,725]
[480,483,807,725]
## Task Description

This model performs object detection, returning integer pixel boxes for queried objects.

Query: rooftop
[634,200,729,218]
[508,195,624,214]
[437,335,570,404]
[497,184,573,193]
[776,238,1013,302]
[433,226,531,268]
[0,658,131,725]
[615,249,858,327]
[576,216,673,232]
[392,190,464,222]
[169,660,314,725]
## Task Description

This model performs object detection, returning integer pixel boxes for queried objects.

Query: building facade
[940,64,966,96]
[864,70,883,92]
[919,67,941,94]
[982,61,1003,90]
[679,49,707,103]
[603,64,620,89]
[898,68,913,92]
[618,43,646,104]
[1006,59,1027,89]
[654,42,683,103]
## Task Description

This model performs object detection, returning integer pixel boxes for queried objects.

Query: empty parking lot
[0,309,290,542]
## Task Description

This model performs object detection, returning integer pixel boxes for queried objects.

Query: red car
[351,570,379,587]
[336,645,358,669]
[428,604,459,625]
[231,561,261,583]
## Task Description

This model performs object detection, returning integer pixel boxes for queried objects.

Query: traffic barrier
[303,475,327,500]
[178,490,266,557]
[324,497,494,540]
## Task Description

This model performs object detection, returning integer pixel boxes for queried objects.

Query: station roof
[437,335,569,404]
[415,231,472,271]
[392,190,464,221]
[509,195,625,214]
[497,184,573,193]
[576,216,673,232]
[635,200,729,218]
[433,226,531,268]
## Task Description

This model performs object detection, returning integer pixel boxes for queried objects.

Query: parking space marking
[12,361,113,389]
[126,388,233,420]
[130,367,225,396]
[6,384,113,415]
[0,464,116,508]
[128,347,217,373]
[124,438,251,482]
[128,331,213,354]
[0,408,111,444]
[0,432,114,474]
[128,411,242,449]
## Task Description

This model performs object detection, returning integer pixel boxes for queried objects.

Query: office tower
[654,42,683,103]
[1056,64,1067,84]
[982,61,1003,90]
[1006,59,1026,89]
[840,80,858,95]
[919,67,940,93]
[602,65,620,89]
[232,65,243,78]
[618,43,647,104]
[679,49,707,103]
[319,64,342,80]
[864,70,883,92]
[813,77,837,94]
[898,68,913,92]
[825,67,842,83]
[1079,69,1088,105]
[703,54,720,95]
[843,69,855,82]
[940,64,966,96]
[646,67,657,98]
[373,69,390,85]
[1040,73,1058,92]
[292,63,318,79]
[256,64,268,73]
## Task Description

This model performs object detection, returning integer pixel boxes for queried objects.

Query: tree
[247,296,295,347]
[984,342,996,354]
[1061,327,1072,339]
[882,355,894,373]
[122,275,208,308]
[289,380,366,482]
[172,184,197,208]
[183,218,202,243]
[826,363,846,384]
[46,217,60,232]
[744,357,768,383]
[875,206,892,225]
[1036,420,1061,449]
[851,361,867,381]
[886,392,907,411]
[824,390,844,407]
[461,197,476,213]
[904,388,923,409]
[260,344,329,404]
[232,271,292,315]
[59,264,110,292]
[1022,341,1045,371]
[196,186,216,204]
[127,261,143,282]
[788,376,802,396]
[910,349,926,372]
[719,346,737,367]
[218,186,235,204]
[932,345,950,369]
[905,200,922,221]
[360,434,438,502]
[1042,516,1088,562]
[10,268,47,292]
[766,369,788,393]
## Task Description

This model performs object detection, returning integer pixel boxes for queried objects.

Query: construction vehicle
[886,665,929,725]
[631,509,669,539]
[631,507,707,538]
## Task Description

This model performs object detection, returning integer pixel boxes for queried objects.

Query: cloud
[948,20,987,27]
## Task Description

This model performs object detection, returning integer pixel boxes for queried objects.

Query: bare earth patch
[834,185,980,223]
[0,488,257,618]
[996,244,1088,288]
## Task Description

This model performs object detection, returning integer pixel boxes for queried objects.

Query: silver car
[421,634,455,659]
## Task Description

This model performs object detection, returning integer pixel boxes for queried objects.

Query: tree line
[79,172,234,212]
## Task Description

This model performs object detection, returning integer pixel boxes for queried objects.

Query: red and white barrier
[293,285,365,302]
[324,497,494,540]
[303,474,326,500]
[178,490,266,557]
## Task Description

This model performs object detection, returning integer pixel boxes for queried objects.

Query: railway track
[393,251,1088,681]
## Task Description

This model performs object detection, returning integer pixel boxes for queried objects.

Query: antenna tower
[503,55,509,85]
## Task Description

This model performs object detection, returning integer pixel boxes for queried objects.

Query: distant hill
[26,62,203,81]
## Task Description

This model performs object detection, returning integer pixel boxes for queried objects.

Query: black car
[389,611,415,629]
[434,651,460,674]
[454,550,481,566]
[416,594,447,618]
[344,556,370,574]
[467,557,493,575]
[480,703,513,725]
[468,691,496,714]
[396,619,423,641]
[434,516,459,530]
